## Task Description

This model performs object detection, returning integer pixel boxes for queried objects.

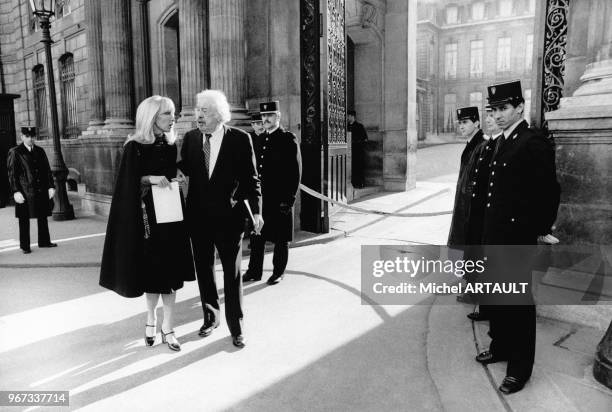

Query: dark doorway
[0,94,19,208]
[347,35,355,114]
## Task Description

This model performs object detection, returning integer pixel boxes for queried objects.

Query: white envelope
[151,181,183,223]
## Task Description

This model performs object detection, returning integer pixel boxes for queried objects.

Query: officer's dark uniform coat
[448,129,486,246]
[254,127,302,242]
[7,143,54,219]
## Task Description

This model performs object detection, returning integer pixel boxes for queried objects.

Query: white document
[152,181,183,223]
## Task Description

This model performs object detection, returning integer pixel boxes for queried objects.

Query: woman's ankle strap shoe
[161,329,181,352]
[144,324,156,347]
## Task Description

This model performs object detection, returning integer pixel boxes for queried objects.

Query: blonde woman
[100,96,195,352]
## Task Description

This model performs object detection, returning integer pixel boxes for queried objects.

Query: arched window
[32,65,48,139]
[59,53,79,138]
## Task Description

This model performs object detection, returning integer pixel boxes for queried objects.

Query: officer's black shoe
[22,248,32,254]
[39,242,58,248]
[266,273,285,285]
[499,376,526,394]
[199,321,219,337]
[475,350,506,365]
[467,311,489,321]
[232,334,245,348]
[242,270,262,282]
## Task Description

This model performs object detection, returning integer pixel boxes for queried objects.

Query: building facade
[417,0,536,138]
[0,0,419,231]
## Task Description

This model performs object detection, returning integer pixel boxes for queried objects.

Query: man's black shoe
[22,248,31,254]
[467,311,489,321]
[475,350,506,365]
[266,274,284,285]
[232,334,245,348]
[499,376,526,394]
[199,321,219,337]
[242,271,262,282]
[39,242,57,248]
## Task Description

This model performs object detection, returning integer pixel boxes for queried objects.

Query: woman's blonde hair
[126,95,177,145]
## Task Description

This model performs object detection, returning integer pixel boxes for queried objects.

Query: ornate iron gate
[300,0,347,233]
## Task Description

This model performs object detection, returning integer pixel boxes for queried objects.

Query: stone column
[132,0,152,104]
[176,0,208,132]
[101,0,134,128]
[84,0,105,129]
[382,0,417,191]
[209,0,247,111]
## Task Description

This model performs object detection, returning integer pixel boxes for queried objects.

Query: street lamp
[29,0,74,221]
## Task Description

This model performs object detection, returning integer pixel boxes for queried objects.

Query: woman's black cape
[99,141,146,297]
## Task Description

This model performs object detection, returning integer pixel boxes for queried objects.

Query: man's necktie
[203,133,212,174]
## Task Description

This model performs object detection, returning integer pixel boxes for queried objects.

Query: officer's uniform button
[493,161,497,165]
[503,163,507,167]
[472,194,476,198]
[511,218,515,222]
[488,193,491,197]
[492,171,495,176]
[486,203,490,208]
[479,157,483,161]
[490,182,493,186]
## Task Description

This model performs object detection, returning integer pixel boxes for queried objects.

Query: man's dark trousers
[247,235,289,277]
[191,223,244,337]
[19,216,51,250]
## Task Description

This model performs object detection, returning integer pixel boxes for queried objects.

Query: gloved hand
[14,192,25,204]
[48,188,56,199]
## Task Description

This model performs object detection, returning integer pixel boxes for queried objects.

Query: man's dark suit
[178,125,261,337]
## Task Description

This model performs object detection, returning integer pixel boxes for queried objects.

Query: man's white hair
[196,89,232,124]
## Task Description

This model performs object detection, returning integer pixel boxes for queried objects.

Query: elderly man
[243,101,302,285]
[177,90,263,348]
[7,126,57,253]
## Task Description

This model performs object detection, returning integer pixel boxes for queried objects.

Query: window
[444,94,457,132]
[33,65,48,139]
[472,2,485,20]
[499,0,513,17]
[524,89,532,124]
[469,92,483,120]
[525,34,533,72]
[56,0,72,19]
[470,40,484,78]
[497,37,512,73]
[445,43,457,79]
[446,6,458,24]
[59,54,79,138]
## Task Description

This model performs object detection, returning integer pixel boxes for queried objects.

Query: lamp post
[29,0,74,221]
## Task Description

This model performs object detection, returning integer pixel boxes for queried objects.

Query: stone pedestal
[545,0,612,387]
[382,0,417,191]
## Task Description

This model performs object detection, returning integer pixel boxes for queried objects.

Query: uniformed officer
[249,112,265,139]
[474,80,560,394]
[243,101,302,285]
[464,105,502,322]
[448,106,486,305]
[7,126,57,253]
[448,106,485,248]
